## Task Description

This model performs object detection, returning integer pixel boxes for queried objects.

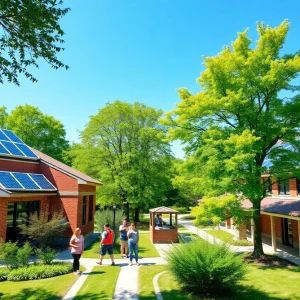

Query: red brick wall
[78,184,96,193]
[150,228,178,243]
[291,220,299,243]
[0,200,8,241]
[0,159,39,173]
[275,217,282,238]
[39,162,78,191]
[289,178,298,197]
[272,182,279,196]
[260,214,271,234]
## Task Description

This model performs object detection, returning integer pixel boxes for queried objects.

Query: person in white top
[69,228,84,275]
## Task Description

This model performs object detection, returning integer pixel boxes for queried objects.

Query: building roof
[31,148,102,186]
[149,206,179,214]
[242,198,300,217]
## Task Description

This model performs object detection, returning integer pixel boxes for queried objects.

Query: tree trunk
[123,201,130,221]
[134,207,140,222]
[252,200,264,258]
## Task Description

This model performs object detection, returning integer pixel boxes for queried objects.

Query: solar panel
[0,130,10,141]
[1,141,25,156]
[29,174,56,190]
[15,143,38,158]
[12,172,40,189]
[2,129,24,143]
[0,172,23,189]
[0,143,10,155]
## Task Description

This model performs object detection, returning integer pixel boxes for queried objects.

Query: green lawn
[203,229,253,246]
[0,272,79,300]
[139,264,167,299]
[155,264,300,299]
[82,231,159,258]
[73,266,120,300]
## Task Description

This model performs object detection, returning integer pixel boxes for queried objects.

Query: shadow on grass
[157,284,287,300]
[73,291,111,300]
[0,288,61,300]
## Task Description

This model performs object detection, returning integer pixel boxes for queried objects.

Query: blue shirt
[119,225,128,241]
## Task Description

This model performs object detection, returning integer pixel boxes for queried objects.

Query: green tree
[163,20,300,257]
[71,100,173,221]
[0,0,69,85]
[4,104,70,161]
[0,106,8,127]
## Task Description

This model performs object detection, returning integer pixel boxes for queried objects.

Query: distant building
[0,129,102,242]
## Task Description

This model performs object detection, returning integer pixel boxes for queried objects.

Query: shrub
[179,214,196,220]
[94,208,124,233]
[166,240,246,297]
[7,263,72,281]
[0,241,32,270]
[37,247,57,264]
[0,268,9,281]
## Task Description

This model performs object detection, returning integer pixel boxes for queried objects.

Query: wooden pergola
[149,206,179,243]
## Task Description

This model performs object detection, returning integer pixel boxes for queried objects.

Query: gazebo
[149,206,179,243]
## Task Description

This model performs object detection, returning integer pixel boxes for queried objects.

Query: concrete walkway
[179,219,300,265]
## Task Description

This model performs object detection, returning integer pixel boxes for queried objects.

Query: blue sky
[1,0,300,158]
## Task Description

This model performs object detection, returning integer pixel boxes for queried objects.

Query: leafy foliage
[94,208,124,234]
[0,267,9,281]
[166,240,246,296]
[36,247,57,265]
[6,263,72,281]
[0,104,70,162]
[163,20,300,257]
[70,101,173,218]
[0,240,32,270]
[0,0,69,85]
[19,209,68,249]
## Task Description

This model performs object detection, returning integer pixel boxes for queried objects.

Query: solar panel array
[0,129,38,159]
[0,171,56,191]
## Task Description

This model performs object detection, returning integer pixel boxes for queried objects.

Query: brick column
[271,216,277,252]
[0,200,8,241]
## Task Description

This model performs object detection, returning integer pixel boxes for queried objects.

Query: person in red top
[69,228,84,275]
[96,223,115,266]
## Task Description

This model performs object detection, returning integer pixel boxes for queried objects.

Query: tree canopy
[1,104,70,162]
[70,100,173,220]
[0,0,69,85]
[163,20,300,257]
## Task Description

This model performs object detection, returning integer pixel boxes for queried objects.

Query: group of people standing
[69,219,139,274]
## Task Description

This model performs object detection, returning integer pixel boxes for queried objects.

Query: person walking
[127,222,139,266]
[119,219,129,258]
[97,223,115,266]
[69,228,84,275]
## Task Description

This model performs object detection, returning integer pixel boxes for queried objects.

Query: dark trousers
[72,254,81,272]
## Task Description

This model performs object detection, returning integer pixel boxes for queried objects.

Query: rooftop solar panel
[0,172,23,189]
[29,174,56,190]
[12,172,40,189]
[0,130,10,141]
[1,141,25,156]
[15,143,38,158]
[2,129,24,143]
[0,143,10,155]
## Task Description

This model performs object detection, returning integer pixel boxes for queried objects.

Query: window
[88,195,93,222]
[82,196,87,225]
[279,179,290,195]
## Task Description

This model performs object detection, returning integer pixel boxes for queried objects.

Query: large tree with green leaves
[163,20,300,257]
[70,100,173,221]
[0,0,69,85]
[1,104,70,161]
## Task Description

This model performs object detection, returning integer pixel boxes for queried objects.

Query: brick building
[0,129,102,243]
[227,177,300,257]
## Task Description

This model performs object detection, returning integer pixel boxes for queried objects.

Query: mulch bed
[244,253,297,268]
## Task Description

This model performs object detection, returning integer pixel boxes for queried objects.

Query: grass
[139,264,167,299]
[0,271,79,300]
[204,229,253,246]
[73,266,120,299]
[155,261,300,299]
[82,231,159,258]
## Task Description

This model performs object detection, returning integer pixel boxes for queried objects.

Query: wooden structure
[149,206,179,243]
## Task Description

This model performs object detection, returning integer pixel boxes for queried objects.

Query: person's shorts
[101,244,113,255]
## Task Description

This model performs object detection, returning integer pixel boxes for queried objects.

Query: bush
[37,247,57,264]
[166,240,246,297]
[0,268,9,281]
[7,263,72,281]
[179,214,195,220]
[0,241,33,270]
[94,209,124,233]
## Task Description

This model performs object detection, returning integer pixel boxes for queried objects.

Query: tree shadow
[0,288,61,300]
[73,291,111,300]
